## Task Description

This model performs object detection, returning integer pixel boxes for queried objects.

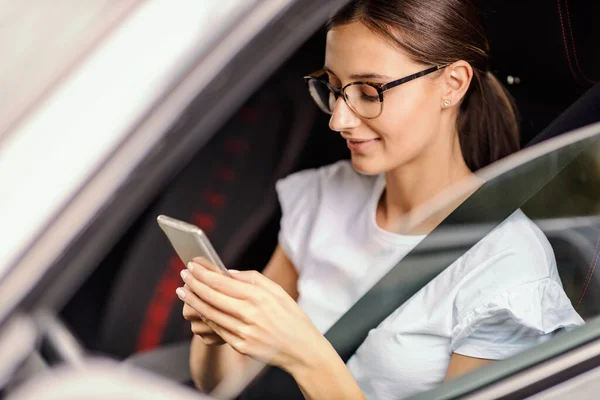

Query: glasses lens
[307,79,334,115]
[344,83,381,118]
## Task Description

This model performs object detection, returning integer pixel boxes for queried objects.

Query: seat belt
[238,119,600,399]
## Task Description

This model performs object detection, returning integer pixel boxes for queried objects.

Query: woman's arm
[444,353,493,381]
[287,347,366,400]
[188,245,299,391]
[260,245,299,301]
[189,336,249,391]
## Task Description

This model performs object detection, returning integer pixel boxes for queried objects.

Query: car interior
[54,0,600,397]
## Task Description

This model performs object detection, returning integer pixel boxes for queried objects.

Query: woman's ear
[442,61,473,108]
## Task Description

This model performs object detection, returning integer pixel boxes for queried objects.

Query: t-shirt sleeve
[450,278,585,360]
[275,169,320,273]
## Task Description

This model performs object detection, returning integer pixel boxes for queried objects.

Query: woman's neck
[377,133,473,234]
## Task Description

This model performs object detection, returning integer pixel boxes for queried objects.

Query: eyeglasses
[303,65,447,119]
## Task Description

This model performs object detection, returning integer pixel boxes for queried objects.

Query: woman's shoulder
[498,209,556,276]
[467,209,556,278]
[450,209,585,358]
[275,160,379,271]
[453,209,561,308]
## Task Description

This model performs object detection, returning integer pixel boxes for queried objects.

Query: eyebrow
[323,66,391,81]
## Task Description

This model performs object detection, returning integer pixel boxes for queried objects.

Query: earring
[443,99,451,107]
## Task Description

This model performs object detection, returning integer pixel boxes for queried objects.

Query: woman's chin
[350,156,384,176]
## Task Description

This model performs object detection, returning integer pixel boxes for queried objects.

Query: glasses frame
[303,64,447,119]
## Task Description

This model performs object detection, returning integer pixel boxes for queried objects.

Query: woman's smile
[345,137,381,153]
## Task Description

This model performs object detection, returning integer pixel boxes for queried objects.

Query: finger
[182,288,205,319]
[203,320,247,354]
[186,263,256,300]
[180,269,249,318]
[182,290,218,325]
[229,270,288,298]
[190,321,216,336]
[182,303,203,320]
[191,257,223,274]
[176,286,245,334]
[201,335,226,346]
[190,321,225,345]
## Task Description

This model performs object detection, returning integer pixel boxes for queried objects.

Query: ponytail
[457,71,520,171]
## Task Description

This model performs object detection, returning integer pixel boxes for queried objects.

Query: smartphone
[157,214,230,276]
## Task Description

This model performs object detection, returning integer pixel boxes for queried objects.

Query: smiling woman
[178,1,584,399]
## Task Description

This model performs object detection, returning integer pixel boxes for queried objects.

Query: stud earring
[443,99,451,107]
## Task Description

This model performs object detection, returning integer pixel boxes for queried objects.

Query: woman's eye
[357,84,379,102]
[361,92,379,102]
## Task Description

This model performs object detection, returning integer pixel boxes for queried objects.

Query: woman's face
[325,22,447,175]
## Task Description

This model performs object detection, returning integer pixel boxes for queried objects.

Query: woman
[175,0,584,398]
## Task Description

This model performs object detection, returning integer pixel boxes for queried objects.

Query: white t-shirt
[276,160,584,400]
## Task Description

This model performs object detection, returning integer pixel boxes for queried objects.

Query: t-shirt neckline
[368,173,427,246]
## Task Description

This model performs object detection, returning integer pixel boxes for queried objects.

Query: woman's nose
[329,96,361,132]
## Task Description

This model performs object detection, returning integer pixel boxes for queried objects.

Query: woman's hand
[181,285,225,346]
[176,257,330,372]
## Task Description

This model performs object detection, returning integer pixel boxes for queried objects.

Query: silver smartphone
[157,214,230,276]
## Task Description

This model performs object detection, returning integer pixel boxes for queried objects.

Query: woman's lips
[346,138,380,152]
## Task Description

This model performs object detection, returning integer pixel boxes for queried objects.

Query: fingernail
[180,269,189,279]
[228,269,240,274]
[187,262,194,272]
[176,287,186,299]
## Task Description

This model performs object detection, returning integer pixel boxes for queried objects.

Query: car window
[405,121,600,398]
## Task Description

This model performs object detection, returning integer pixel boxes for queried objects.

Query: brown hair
[328,0,520,171]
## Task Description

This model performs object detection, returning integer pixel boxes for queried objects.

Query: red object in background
[192,212,216,233]
[204,191,226,209]
[136,255,183,352]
